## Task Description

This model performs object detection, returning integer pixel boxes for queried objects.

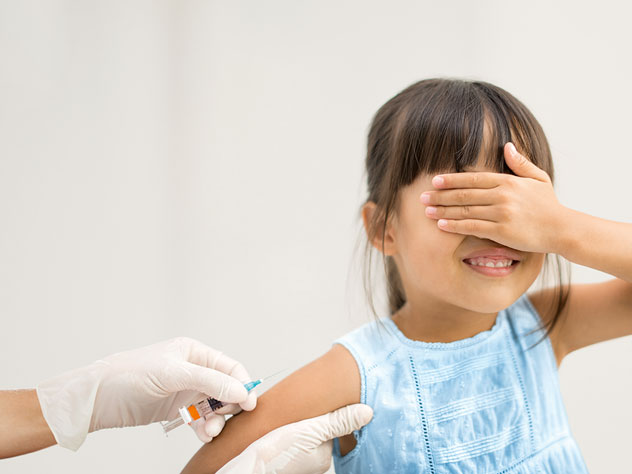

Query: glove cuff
[36,362,105,451]
[216,446,266,474]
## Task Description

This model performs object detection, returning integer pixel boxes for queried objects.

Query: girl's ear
[361,201,397,256]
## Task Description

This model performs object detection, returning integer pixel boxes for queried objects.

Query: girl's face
[363,161,545,340]
[367,166,545,321]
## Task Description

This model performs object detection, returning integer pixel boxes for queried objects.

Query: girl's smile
[461,247,523,276]
[462,257,520,276]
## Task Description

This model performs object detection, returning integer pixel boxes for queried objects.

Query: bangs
[386,79,552,186]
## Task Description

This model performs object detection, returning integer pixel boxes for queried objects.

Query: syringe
[161,369,286,435]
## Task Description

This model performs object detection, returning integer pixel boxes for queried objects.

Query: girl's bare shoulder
[263,343,361,419]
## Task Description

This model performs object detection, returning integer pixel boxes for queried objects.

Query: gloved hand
[36,337,256,451]
[217,404,373,474]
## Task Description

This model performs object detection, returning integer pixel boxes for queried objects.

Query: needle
[244,368,289,391]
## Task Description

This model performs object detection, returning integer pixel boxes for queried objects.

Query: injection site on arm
[180,344,361,474]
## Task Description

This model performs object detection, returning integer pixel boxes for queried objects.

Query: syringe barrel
[162,379,263,436]
[192,397,225,419]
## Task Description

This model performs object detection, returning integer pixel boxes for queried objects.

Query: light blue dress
[332,293,589,473]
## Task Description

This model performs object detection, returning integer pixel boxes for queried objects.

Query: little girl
[183,78,632,473]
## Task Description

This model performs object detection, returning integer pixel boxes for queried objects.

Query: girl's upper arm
[528,278,632,362]
[181,343,361,474]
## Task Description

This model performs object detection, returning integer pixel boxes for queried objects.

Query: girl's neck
[391,300,499,343]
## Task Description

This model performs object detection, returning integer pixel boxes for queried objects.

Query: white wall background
[1,1,630,472]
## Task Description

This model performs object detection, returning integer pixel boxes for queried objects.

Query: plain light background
[1,1,630,472]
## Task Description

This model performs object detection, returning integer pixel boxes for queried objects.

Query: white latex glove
[217,404,373,474]
[36,337,256,451]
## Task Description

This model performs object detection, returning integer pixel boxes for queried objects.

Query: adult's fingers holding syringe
[161,369,289,437]
[191,413,227,442]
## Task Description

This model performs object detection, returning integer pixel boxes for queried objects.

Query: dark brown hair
[360,78,570,350]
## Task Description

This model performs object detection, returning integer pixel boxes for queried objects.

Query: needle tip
[261,367,290,382]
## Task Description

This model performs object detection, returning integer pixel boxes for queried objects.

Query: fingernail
[438,219,448,226]
[425,206,437,215]
[420,193,431,204]
[432,176,444,186]
[508,143,517,155]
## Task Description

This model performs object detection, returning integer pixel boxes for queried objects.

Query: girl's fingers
[420,188,497,207]
[431,172,504,189]
[425,204,498,222]
[436,218,496,239]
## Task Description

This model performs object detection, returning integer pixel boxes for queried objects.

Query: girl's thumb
[507,142,526,165]
[505,142,551,183]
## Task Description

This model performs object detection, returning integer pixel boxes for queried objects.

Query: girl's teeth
[465,258,514,267]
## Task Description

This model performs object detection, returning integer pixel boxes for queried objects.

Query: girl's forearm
[557,207,632,283]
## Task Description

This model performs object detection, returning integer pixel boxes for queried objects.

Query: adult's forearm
[0,389,57,458]
[558,207,632,283]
